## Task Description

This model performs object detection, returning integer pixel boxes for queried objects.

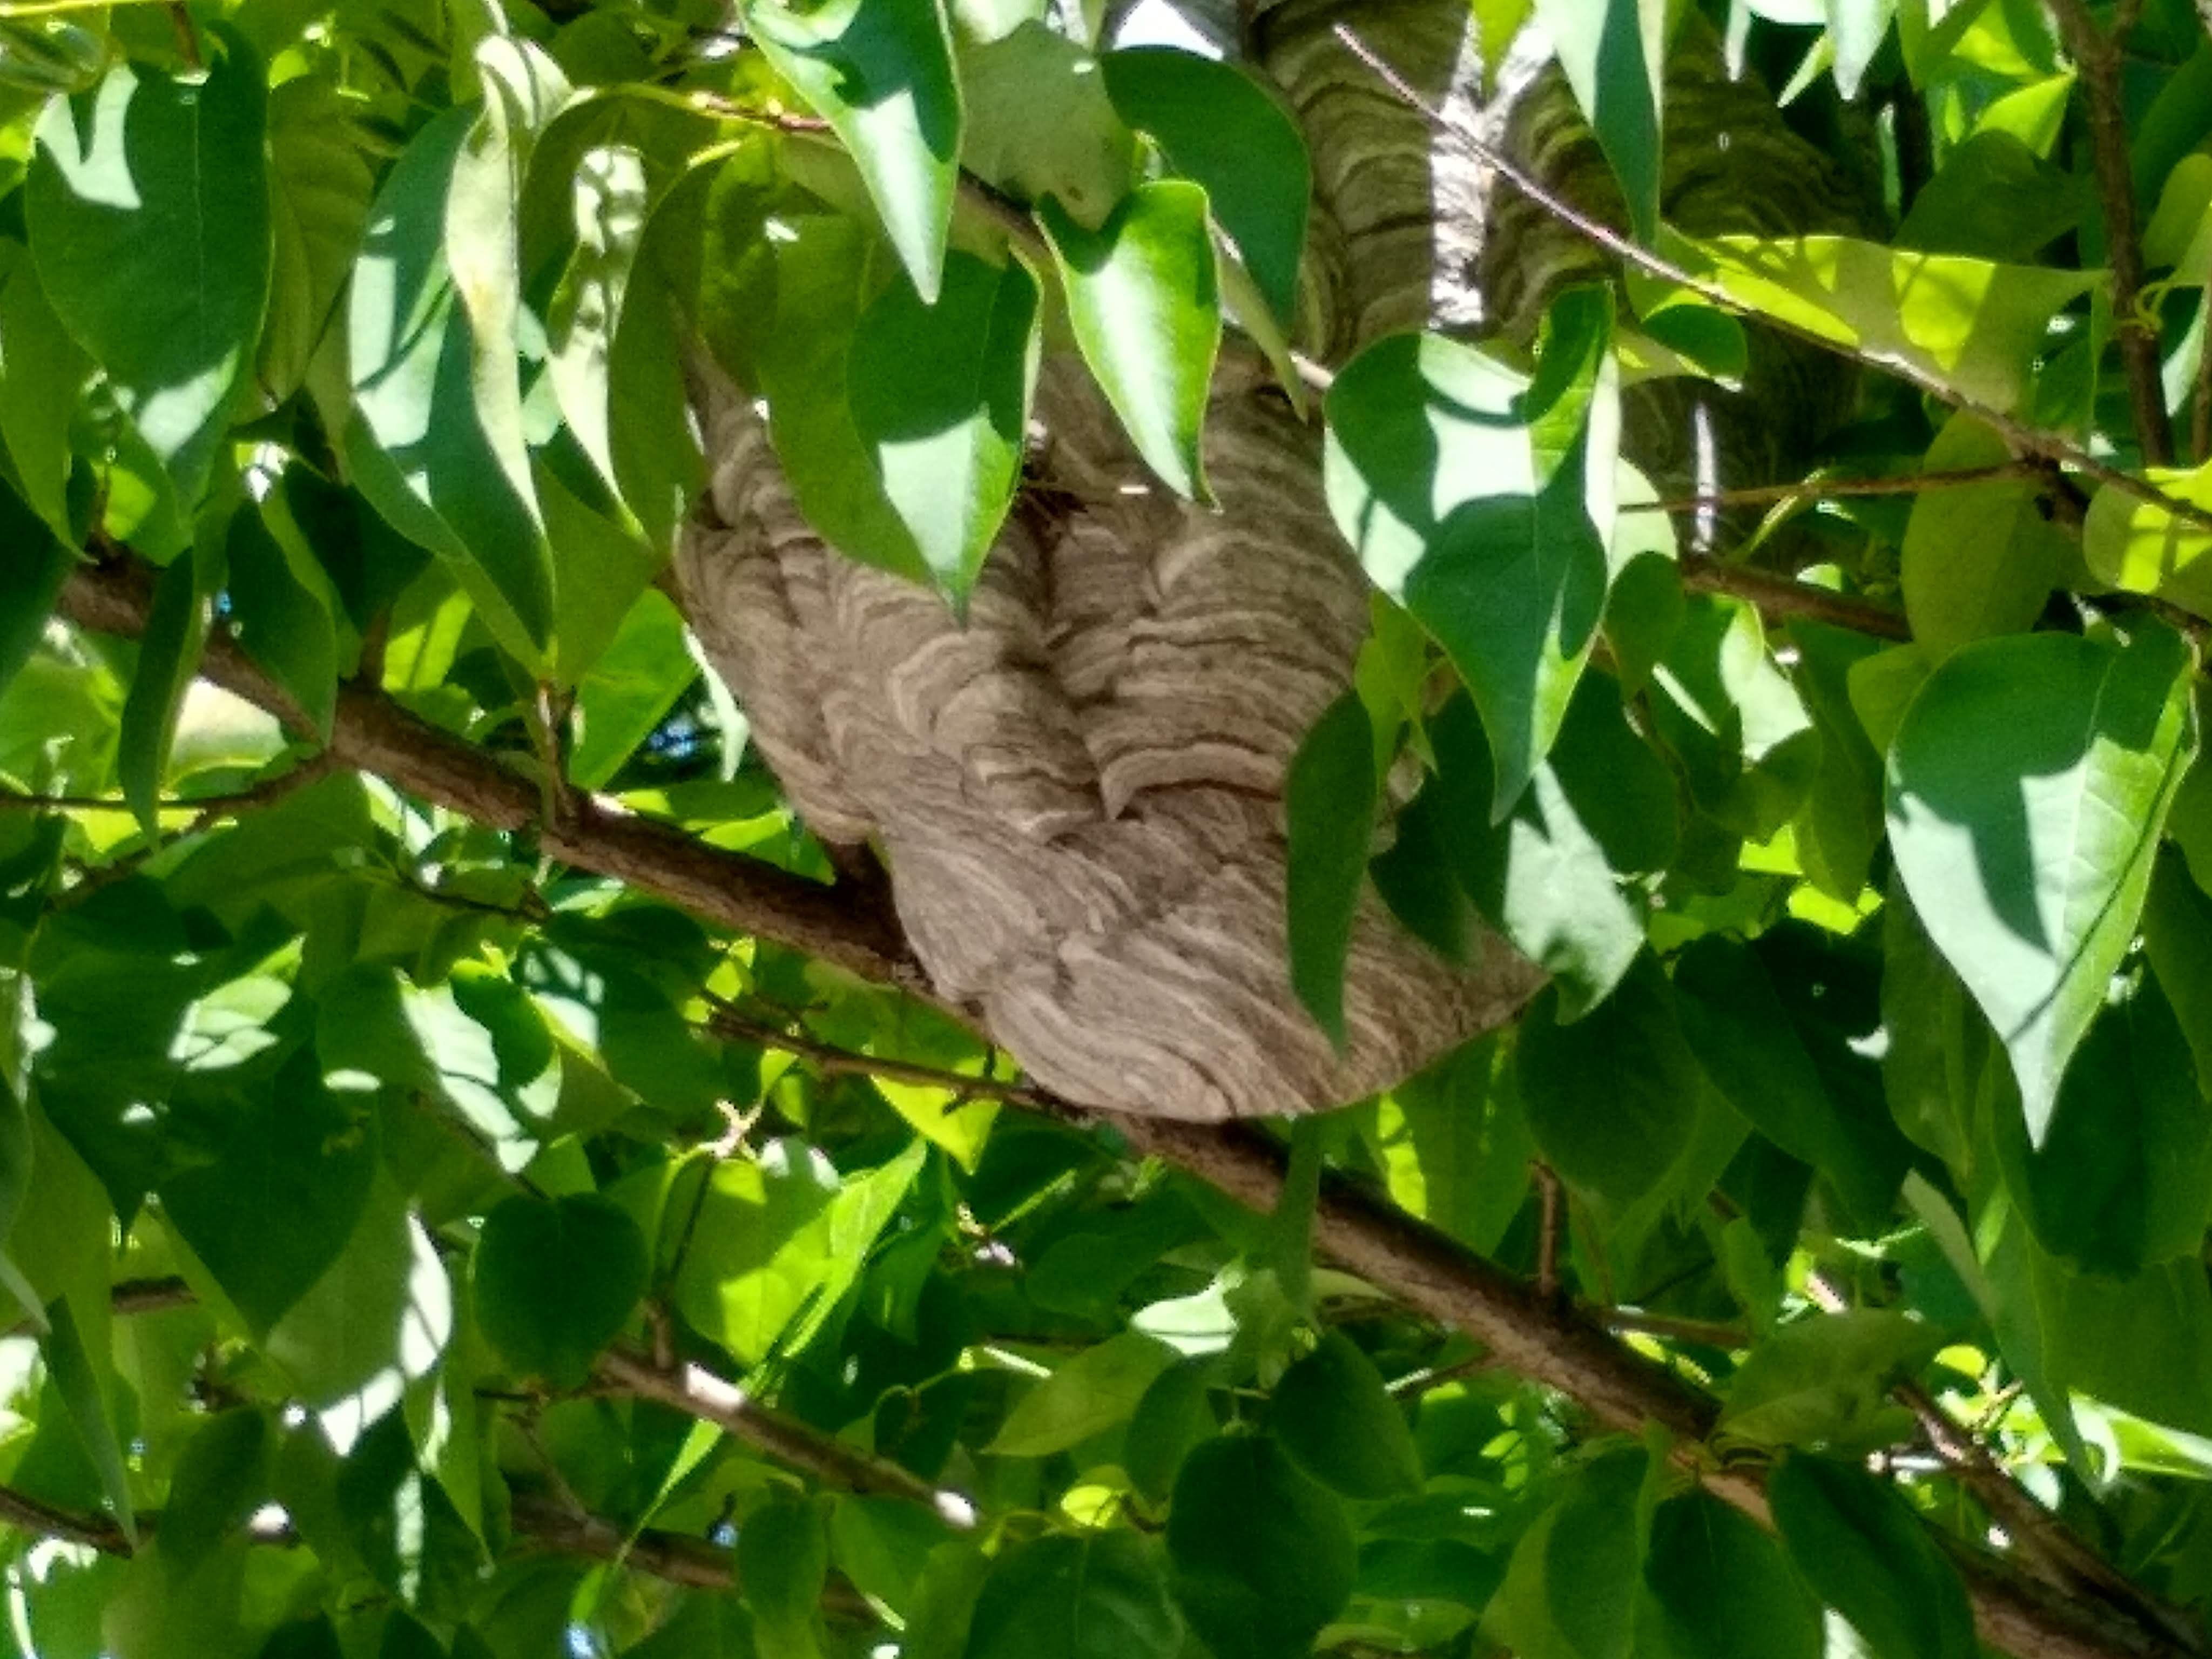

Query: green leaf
[1642,1490,1822,1659]
[28,29,271,505]
[1533,0,1664,240]
[0,248,90,541]
[742,0,962,300]
[1485,1445,1653,1659]
[1669,234,2097,416]
[846,250,1041,603]
[1272,1331,1422,1500]
[752,213,928,583]
[1168,1435,1355,1659]
[1102,48,1310,325]
[968,1532,1181,1659]
[117,543,215,838]
[1359,1038,1534,1258]
[737,1496,830,1659]
[1886,624,2198,1143]
[830,1496,954,1620]
[1789,619,1888,901]
[960,22,1134,227]
[2144,851,2212,1082]
[347,104,552,666]
[226,500,341,743]
[262,77,376,407]
[2081,458,2212,622]
[470,1192,646,1388]
[1899,415,2067,658]
[900,1542,992,1659]
[161,1411,272,1573]
[0,488,72,706]
[673,1138,925,1366]
[1285,691,1379,1046]
[1125,1358,1216,1507]
[1895,130,2083,261]
[1992,966,2212,1277]
[1425,694,1642,1016]
[566,588,696,790]
[42,1298,135,1546]
[1674,938,1907,1230]
[1718,1311,1938,1448]
[1516,957,1700,1209]
[1324,322,1613,814]
[158,1050,377,1338]
[987,1331,1177,1456]
[1038,180,1220,500]
[2027,1244,2212,1437]
[1769,1453,1977,1659]
[1648,595,1820,842]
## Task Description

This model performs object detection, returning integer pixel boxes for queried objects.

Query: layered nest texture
[676,1,1871,1120]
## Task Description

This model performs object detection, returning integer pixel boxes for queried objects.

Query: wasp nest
[676,2,1867,1120]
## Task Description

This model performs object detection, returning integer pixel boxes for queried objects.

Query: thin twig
[1680,554,1912,640]
[705,998,1046,1110]
[0,755,336,818]
[596,1348,979,1527]
[1625,462,2048,515]
[1534,1162,1563,1304]
[2194,286,2212,465]
[0,1482,132,1555]
[1603,1309,1750,1348]
[1330,23,2212,535]
[2049,0,2171,465]
[165,1,199,68]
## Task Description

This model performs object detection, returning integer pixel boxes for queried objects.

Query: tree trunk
[674,0,1870,1121]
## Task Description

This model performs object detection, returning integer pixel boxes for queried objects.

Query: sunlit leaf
[1040,181,1220,500]
[741,0,962,300]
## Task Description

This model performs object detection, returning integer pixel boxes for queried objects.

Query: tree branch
[53,561,2183,1659]
[704,998,1052,1109]
[1626,462,2050,515]
[2049,0,2172,466]
[1678,554,1912,639]
[56,563,927,999]
[595,1347,980,1529]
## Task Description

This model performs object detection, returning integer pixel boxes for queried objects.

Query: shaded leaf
[1168,1435,1355,1659]
[28,30,270,504]
[1886,624,2197,1142]
[1273,1332,1422,1500]
[1285,691,1379,1046]
[1103,47,1310,323]
[970,1531,1182,1659]
[1516,956,1700,1209]
[471,1191,646,1388]
[847,250,1040,603]
[1769,1453,1977,1659]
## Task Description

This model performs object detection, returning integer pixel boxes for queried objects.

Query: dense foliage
[3,1,2212,1657]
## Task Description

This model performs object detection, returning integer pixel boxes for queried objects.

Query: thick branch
[55,562,2183,1659]
[56,562,925,997]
